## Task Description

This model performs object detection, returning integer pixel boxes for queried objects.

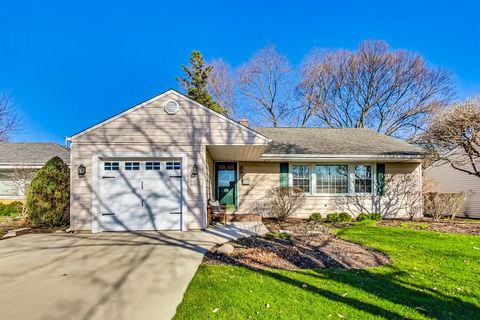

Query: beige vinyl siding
[237,162,280,213]
[237,161,422,219]
[425,161,480,218]
[70,91,268,231]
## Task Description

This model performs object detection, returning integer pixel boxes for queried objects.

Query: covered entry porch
[206,144,268,224]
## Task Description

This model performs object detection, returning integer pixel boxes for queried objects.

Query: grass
[174,225,480,319]
[400,222,429,230]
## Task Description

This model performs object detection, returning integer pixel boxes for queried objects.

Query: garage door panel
[98,159,182,231]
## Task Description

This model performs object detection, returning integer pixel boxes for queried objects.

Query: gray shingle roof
[255,128,425,156]
[0,143,70,166]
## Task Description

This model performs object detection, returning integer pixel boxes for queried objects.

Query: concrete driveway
[0,227,250,320]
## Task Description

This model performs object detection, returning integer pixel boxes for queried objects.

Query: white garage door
[98,159,182,231]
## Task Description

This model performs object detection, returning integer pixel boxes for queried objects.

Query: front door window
[216,163,237,210]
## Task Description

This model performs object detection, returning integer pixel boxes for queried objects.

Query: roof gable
[71,89,271,143]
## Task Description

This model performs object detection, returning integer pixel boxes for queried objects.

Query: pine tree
[177,50,228,114]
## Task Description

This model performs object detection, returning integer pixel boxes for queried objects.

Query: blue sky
[1,0,479,143]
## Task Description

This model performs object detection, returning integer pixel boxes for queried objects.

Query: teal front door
[215,162,237,210]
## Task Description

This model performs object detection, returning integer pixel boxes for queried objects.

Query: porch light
[191,164,198,176]
[78,164,86,178]
[240,166,244,174]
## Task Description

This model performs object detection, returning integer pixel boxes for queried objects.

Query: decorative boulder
[216,243,235,255]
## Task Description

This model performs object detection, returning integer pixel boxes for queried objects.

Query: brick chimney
[239,118,249,127]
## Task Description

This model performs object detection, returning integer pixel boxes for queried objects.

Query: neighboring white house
[0,143,70,202]
[425,160,480,218]
[69,89,425,233]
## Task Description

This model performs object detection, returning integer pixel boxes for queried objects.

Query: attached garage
[68,89,271,233]
[98,158,183,231]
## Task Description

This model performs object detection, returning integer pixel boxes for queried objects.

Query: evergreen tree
[177,50,228,114]
[26,156,70,227]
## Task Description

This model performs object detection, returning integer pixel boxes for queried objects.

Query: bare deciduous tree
[9,166,37,217]
[422,95,480,178]
[0,93,18,142]
[295,49,333,127]
[207,58,236,116]
[299,41,454,138]
[237,45,293,127]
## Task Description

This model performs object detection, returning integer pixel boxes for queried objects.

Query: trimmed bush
[356,213,371,221]
[369,212,382,221]
[326,212,352,223]
[356,212,382,222]
[26,157,70,227]
[309,212,323,222]
[0,201,22,217]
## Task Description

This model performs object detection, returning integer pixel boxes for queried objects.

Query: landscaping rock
[13,227,31,233]
[55,230,64,234]
[2,231,17,239]
[216,243,235,255]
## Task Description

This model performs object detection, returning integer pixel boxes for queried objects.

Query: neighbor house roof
[255,128,425,159]
[0,143,70,167]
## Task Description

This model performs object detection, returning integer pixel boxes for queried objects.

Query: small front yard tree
[26,156,70,227]
[9,165,37,218]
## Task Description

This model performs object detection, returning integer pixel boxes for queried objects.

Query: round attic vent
[164,100,179,115]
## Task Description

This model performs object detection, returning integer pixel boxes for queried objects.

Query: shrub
[266,187,305,221]
[423,192,466,221]
[356,212,382,222]
[265,232,292,241]
[309,212,323,222]
[356,213,371,221]
[369,212,382,221]
[251,200,271,217]
[0,201,22,217]
[26,157,70,227]
[326,212,352,223]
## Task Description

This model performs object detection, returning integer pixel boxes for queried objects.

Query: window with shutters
[292,164,310,193]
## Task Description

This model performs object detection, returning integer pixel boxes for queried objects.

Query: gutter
[260,153,424,162]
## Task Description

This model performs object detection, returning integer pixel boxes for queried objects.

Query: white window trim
[314,163,350,196]
[351,163,376,196]
[289,163,312,194]
[287,162,377,196]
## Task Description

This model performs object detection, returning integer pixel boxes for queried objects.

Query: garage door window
[125,162,140,170]
[104,162,119,170]
[166,161,181,170]
[146,162,161,170]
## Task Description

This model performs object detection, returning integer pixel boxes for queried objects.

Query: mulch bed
[204,234,390,270]
[378,219,480,235]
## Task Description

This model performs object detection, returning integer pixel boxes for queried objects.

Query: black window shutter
[376,163,386,196]
[280,163,289,187]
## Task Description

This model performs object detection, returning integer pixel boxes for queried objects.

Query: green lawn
[174,225,480,319]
